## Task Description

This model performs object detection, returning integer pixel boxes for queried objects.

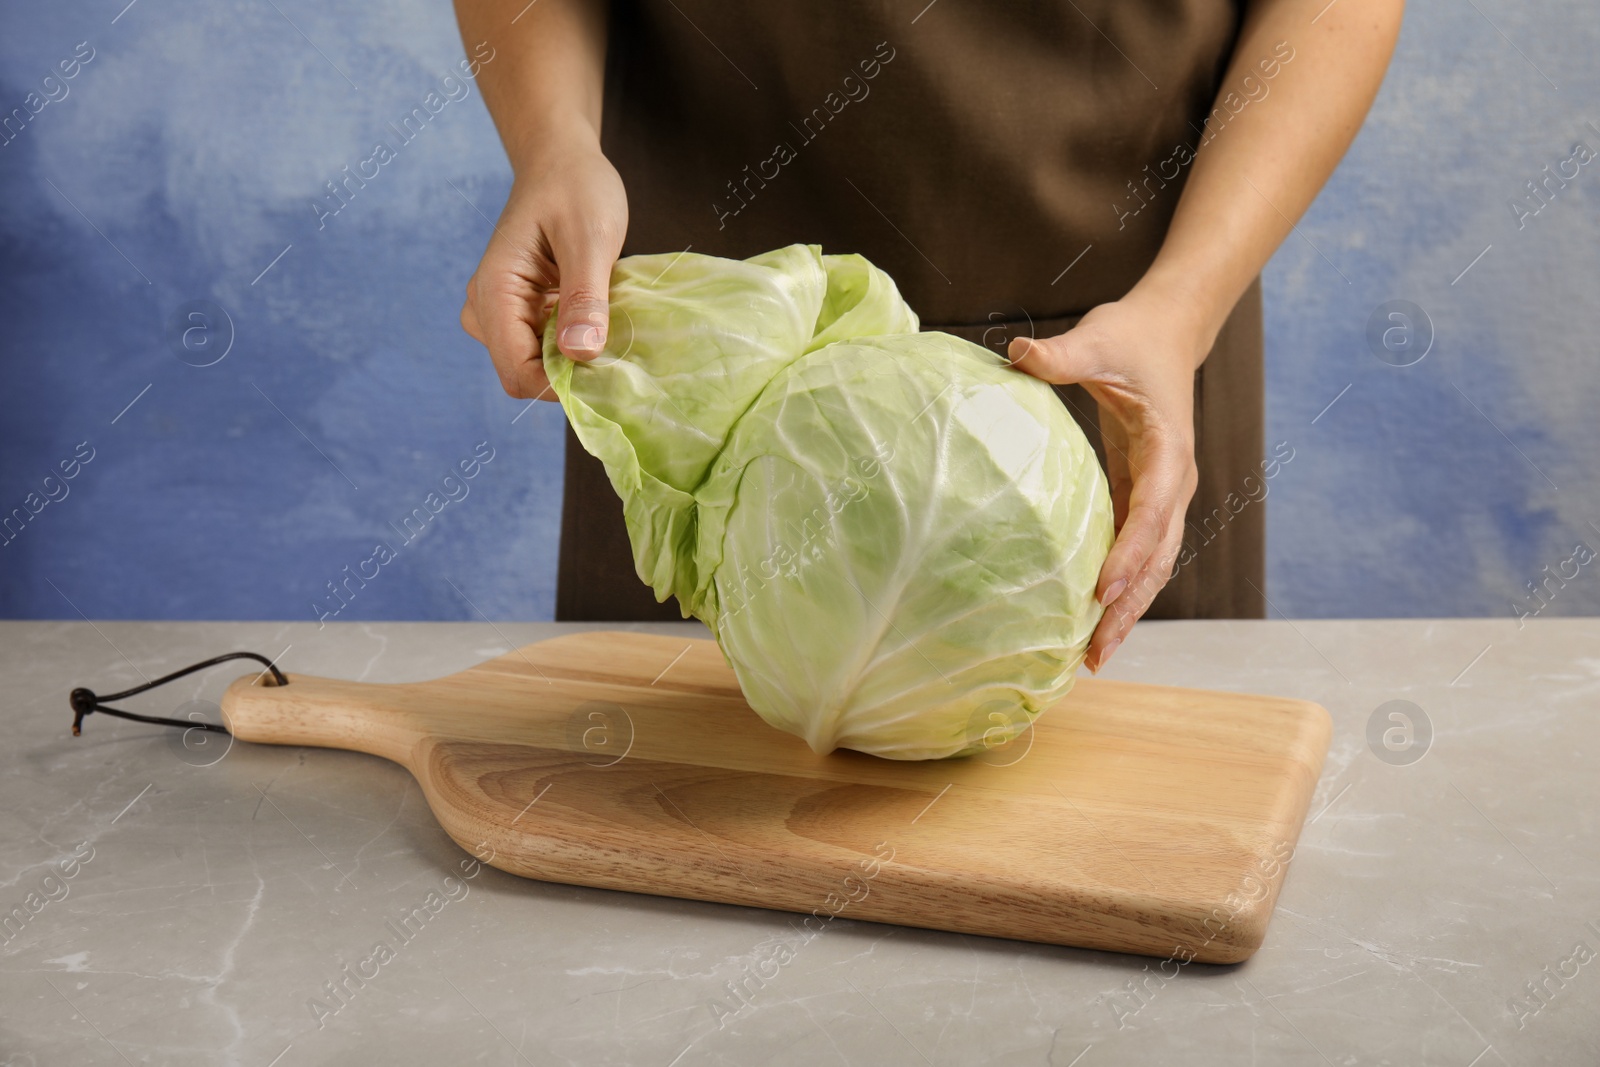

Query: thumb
[1006,325,1098,386]
[552,242,614,361]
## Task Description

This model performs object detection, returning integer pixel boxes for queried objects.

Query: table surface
[1,618,1595,1066]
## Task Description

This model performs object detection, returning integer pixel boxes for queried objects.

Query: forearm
[1137,0,1404,356]
[452,0,608,172]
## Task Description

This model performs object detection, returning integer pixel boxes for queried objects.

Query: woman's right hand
[459,140,628,400]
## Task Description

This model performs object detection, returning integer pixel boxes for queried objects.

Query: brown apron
[557,0,1264,622]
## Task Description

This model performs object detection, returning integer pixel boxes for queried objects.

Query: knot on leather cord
[69,652,288,737]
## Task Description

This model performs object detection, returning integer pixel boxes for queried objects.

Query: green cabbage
[545,244,1113,760]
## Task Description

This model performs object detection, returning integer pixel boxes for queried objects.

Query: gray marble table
[1,618,1595,1066]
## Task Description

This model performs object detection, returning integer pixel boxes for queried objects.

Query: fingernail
[1100,579,1128,606]
[1100,637,1122,665]
[561,323,604,355]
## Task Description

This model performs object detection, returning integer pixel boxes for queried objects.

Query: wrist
[1125,267,1230,370]
[503,111,602,178]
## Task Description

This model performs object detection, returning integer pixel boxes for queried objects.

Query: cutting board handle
[220,672,424,764]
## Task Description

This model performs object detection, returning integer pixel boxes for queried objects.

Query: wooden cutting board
[219,631,1329,963]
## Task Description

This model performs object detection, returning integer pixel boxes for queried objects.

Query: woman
[453,0,1403,670]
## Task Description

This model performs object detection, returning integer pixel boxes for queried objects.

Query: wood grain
[220,631,1329,963]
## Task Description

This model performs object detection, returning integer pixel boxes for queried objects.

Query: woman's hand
[998,0,1403,670]
[460,140,627,400]
[1007,283,1213,672]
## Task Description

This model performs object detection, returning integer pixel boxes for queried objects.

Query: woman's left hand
[1007,282,1214,672]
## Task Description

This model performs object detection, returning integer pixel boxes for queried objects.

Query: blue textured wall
[2,1,1597,622]
[1262,0,1600,620]
[1,1,560,623]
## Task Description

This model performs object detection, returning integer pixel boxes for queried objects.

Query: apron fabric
[556,0,1264,622]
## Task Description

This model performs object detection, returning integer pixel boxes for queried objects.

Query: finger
[462,276,555,400]
[551,236,615,361]
[1006,326,1102,385]
[1086,495,1188,671]
[530,289,561,341]
[1099,415,1133,533]
[460,278,487,346]
[473,259,547,399]
[1094,434,1192,609]
[516,359,557,403]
